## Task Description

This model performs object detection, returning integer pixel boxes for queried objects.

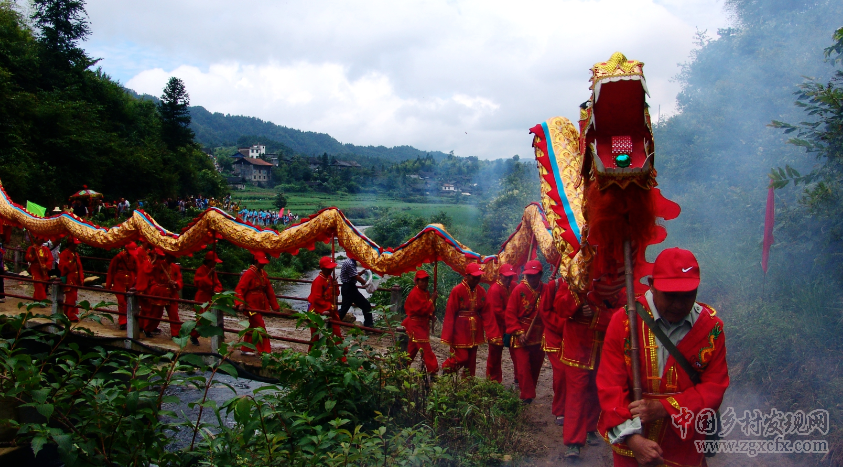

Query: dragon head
[579,52,655,190]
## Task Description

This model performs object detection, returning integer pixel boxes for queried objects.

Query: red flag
[279,208,284,217]
[762,182,775,274]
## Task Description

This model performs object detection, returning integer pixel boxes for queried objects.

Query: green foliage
[158,76,195,150]
[273,191,287,209]
[367,211,428,248]
[0,2,227,207]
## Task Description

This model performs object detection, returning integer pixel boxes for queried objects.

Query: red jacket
[540,278,569,354]
[106,250,137,289]
[486,280,513,345]
[193,264,223,304]
[504,281,545,348]
[441,280,500,348]
[26,245,52,280]
[596,297,729,466]
[58,249,84,286]
[236,265,279,313]
[146,260,182,305]
[558,288,616,370]
[402,286,434,343]
[307,272,337,316]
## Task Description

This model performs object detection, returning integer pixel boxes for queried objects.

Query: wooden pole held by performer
[431,257,438,334]
[624,239,643,401]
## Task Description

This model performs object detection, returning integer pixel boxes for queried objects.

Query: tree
[31,0,93,75]
[274,192,287,209]
[158,77,195,150]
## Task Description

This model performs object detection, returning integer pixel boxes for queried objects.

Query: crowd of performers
[401,249,728,466]
[19,238,727,466]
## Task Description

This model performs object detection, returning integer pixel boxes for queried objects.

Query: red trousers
[143,302,182,336]
[243,313,271,353]
[442,347,478,376]
[32,277,48,301]
[407,340,439,373]
[563,364,600,446]
[113,283,128,326]
[62,287,79,321]
[486,343,516,383]
[548,353,567,417]
[511,345,544,400]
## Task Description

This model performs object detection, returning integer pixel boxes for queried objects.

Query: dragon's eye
[615,154,631,168]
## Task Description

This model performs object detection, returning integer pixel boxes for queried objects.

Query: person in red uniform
[541,276,567,426]
[554,276,616,458]
[440,262,501,377]
[307,256,340,349]
[134,241,153,330]
[141,249,183,338]
[505,260,545,403]
[26,240,52,301]
[235,251,278,355]
[597,248,729,467]
[106,242,138,330]
[485,263,517,383]
[58,238,84,322]
[402,269,438,374]
[192,250,223,346]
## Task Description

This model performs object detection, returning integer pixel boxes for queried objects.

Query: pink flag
[279,208,284,217]
[762,183,775,274]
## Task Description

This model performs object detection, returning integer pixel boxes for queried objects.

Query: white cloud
[86,0,730,158]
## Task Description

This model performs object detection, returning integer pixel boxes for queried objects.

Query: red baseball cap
[154,247,165,256]
[524,260,543,275]
[499,263,517,277]
[652,248,700,292]
[465,262,484,277]
[415,269,429,279]
[319,256,337,269]
[125,241,138,251]
[204,251,223,263]
[253,251,270,265]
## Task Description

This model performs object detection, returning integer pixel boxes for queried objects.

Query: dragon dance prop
[0,180,557,282]
[530,52,681,399]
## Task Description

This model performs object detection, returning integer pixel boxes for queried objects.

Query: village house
[237,144,266,159]
[232,157,274,187]
[441,183,456,192]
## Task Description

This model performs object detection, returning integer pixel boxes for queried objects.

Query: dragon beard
[584,182,657,272]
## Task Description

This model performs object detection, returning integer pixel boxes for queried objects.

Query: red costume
[485,278,514,383]
[597,296,728,466]
[236,264,279,353]
[194,263,223,304]
[402,284,438,373]
[307,271,340,346]
[26,244,52,301]
[540,278,566,418]
[106,249,137,326]
[505,279,545,400]
[555,280,616,447]
[58,247,84,321]
[441,279,500,376]
[141,259,183,336]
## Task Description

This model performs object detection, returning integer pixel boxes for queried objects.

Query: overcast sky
[78,0,729,159]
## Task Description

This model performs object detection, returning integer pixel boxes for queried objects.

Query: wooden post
[210,306,224,354]
[13,248,20,274]
[624,240,643,401]
[390,284,402,315]
[125,287,139,349]
[50,278,61,317]
[431,258,438,334]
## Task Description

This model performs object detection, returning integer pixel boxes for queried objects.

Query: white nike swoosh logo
[682,267,693,273]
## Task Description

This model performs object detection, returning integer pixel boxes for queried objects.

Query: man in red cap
[58,237,84,321]
[192,250,223,346]
[235,251,279,355]
[485,263,517,383]
[441,262,501,377]
[106,242,138,330]
[307,256,341,348]
[25,239,52,302]
[597,248,729,467]
[402,269,438,374]
[540,276,567,427]
[141,249,183,338]
[505,260,546,403]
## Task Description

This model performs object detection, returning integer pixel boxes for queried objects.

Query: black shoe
[119,324,126,331]
[143,331,153,338]
[151,328,162,335]
[190,336,200,346]
[363,321,374,328]
[587,431,600,446]
[564,445,581,458]
[521,398,533,405]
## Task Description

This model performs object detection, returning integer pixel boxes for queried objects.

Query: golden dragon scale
[0,183,557,282]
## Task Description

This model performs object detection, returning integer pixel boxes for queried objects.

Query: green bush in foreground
[0,297,528,466]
